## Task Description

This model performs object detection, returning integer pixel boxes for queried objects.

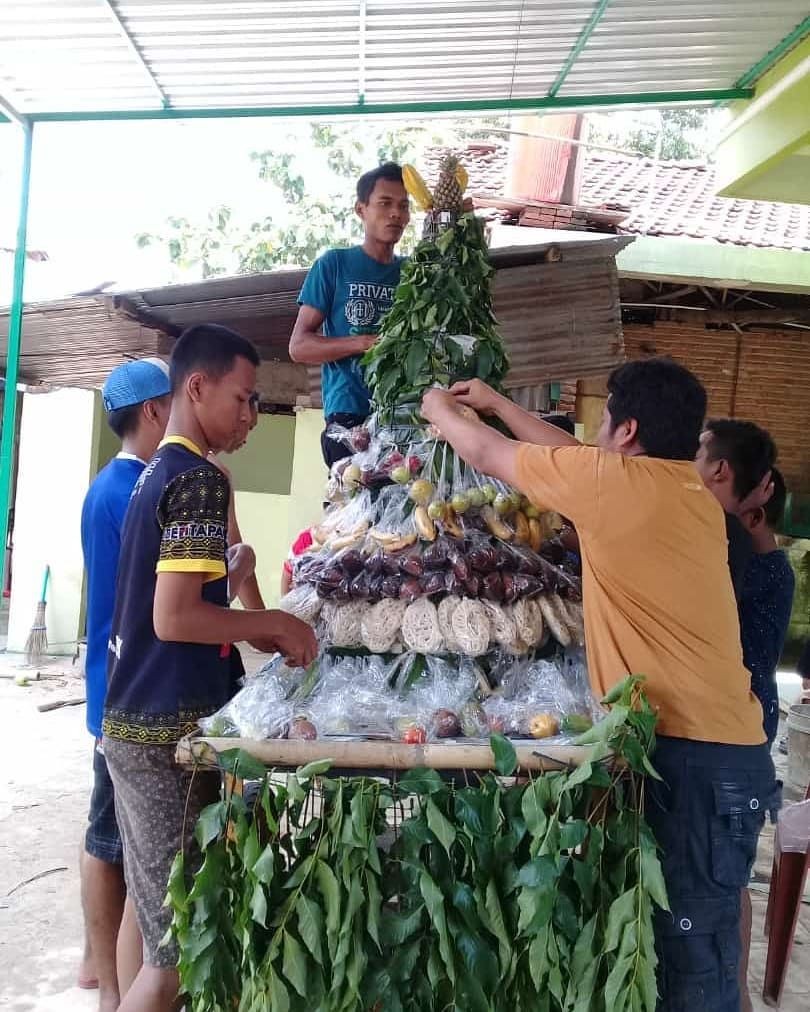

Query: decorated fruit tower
[272,157,591,745]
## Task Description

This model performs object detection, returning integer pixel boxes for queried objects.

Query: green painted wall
[287,408,327,545]
[223,413,295,495]
[233,491,291,607]
[616,235,810,295]
[716,36,810,203]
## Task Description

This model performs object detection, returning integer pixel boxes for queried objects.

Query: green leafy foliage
[170,678,667,1010]
[363,213,509,415]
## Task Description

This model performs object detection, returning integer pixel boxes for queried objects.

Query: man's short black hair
[703,418,776,501]
[763,466,787,529]
[170,324,260,392]
[356,162,404,204]
[606,357,707,460]
[543,413,575,436]
[107,404,141,440]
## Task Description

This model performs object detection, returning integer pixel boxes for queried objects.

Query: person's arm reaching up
[422,387,521,486]
[421,388,601,531]
[450,379,579,447]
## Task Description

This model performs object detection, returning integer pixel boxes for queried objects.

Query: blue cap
[102,358,171,412]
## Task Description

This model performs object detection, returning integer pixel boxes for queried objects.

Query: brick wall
[623,321,810,493]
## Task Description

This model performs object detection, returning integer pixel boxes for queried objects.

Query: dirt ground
[0,655,808,1012]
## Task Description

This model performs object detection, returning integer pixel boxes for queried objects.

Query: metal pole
[0,119,34,591]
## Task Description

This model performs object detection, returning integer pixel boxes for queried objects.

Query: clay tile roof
[426,141,810,252]
[580,153,810,252]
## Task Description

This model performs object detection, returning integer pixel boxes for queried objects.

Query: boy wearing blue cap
[79,358,172,1010]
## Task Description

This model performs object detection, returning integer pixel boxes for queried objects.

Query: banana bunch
[402,162,468,212]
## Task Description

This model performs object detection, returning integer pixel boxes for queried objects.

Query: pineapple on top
[289,163,411,468]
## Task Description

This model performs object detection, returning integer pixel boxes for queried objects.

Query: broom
[24,565,50,668]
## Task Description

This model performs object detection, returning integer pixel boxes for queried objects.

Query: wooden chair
[763,783,810,1006]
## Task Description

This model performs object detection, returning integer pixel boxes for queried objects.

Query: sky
[0,108,723,305]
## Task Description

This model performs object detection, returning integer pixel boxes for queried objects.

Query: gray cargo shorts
[103,737,220,967]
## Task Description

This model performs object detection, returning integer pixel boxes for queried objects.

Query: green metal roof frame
[1,2,809,587]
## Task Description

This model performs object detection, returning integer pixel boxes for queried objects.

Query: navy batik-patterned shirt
[739,549,795,745]
[103,436,232,745]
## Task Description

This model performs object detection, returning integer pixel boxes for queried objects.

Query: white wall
[7,388,97,655]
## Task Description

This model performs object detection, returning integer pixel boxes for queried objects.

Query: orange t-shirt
[515,444,764,745]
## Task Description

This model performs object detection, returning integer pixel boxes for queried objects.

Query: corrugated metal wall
[308,240,626,407]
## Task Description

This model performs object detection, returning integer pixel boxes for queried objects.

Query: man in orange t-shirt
[422,359,779,1012]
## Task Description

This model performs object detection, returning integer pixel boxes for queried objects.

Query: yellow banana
[414,506,437,542]
[402,164,434,211]
[482,505,513,542]
[513,510,530,545]
[455,164,469,193]
[528,518,542,553]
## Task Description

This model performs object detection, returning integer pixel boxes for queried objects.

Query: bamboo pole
[176,735,594,773]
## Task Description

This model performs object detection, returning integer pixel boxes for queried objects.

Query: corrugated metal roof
[1,2,808,119]
[0,233,632,395]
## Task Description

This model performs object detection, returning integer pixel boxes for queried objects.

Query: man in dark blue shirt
[738,468,795,745]
[103,324,316,1012]
[289,162,410,467]
[79,358,170,1008]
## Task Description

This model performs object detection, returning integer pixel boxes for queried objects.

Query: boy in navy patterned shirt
[104,324,317,1012]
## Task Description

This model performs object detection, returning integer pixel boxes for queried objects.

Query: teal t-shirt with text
[298,246,403,418]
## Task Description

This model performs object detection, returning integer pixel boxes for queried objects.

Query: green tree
[136,122,440,279]
[586,108,721,161]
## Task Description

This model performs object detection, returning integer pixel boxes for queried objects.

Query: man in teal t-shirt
[290,162,410,466]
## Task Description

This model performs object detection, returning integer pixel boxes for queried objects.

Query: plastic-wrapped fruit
[524,503,540,520]
[343,463,362,488]
[400,724,427,744]
[561,714,593,734]
[509,491,523,511]
[366,551,385,577]
[493,493,512,516]
[382,553,402,576]
[529,713,559,739]
[420,571,446,596]
[381,575,402,598]
[469,546,497,573]
[451,492,470,514]
[340,549,365,576]
[427,500,446,521]
[481,483,498,504]
[350,572,371,599]
[482,572,504,601]
[467,487,486,508]
[391,465,411,484]
[422,538,449,570]
[433,709,462,738]
[487,713,506,734]
[400,551,424,577]
[289,717,317,740]
[409,479,434,506]
[400,578,422,603]
[352,427,370,451]
[460,702,488,738]
[408,455,421,474]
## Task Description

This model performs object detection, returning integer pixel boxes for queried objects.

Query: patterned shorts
[103,737,220,967]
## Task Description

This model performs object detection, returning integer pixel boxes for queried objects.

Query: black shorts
[646,736,780,1011]
[85,739,123,865]
[321,413,366,468]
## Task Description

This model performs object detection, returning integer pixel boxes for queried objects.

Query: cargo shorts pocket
[710,777,780,888]
[656,900,739,1012]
